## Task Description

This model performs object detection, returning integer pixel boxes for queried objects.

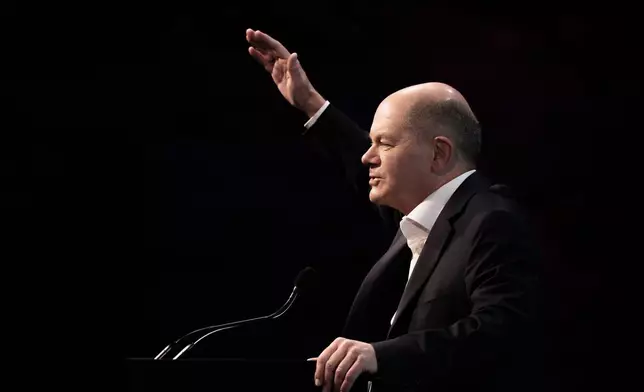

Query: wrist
[301,90,326,118]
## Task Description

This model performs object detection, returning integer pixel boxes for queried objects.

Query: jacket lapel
[343,231,409,340]
[353,230,408,305]
[388,172,490,333]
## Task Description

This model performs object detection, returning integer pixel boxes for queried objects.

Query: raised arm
[246,29,401,229]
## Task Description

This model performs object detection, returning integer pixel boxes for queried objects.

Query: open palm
[246,29,323,115]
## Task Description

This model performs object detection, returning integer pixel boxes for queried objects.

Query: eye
[372,136,394,149]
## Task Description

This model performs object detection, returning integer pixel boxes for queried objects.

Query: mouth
[369,177,381,186]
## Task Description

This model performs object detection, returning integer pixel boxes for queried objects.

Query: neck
[398,166,473,215]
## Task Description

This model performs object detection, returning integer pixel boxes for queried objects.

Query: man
[246,29,543,392]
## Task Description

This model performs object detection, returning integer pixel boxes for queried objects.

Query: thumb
[287,52,303,75]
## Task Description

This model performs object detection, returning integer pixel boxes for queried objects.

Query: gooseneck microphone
[154,266,318,360]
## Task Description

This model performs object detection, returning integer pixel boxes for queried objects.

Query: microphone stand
[155,286,299,360]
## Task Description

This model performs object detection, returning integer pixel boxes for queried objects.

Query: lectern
[126,267,327,391]
[126,357,319,392]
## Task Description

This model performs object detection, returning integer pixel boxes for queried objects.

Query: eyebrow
[370,128,389,140]
[370,131,398,143]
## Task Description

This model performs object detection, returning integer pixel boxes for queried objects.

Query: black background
[4,3,640,391]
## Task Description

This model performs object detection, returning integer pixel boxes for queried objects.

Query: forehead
[369,101,410,140]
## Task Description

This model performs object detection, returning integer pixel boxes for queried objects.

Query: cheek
[382,154,407,181]
[384,153,425,188]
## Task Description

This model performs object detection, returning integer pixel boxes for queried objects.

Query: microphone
[154,266,318,360]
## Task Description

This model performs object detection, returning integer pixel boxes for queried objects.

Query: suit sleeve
[302,103,402,230]
[371,209,543,388]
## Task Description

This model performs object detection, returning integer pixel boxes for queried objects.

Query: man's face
[361,101,437,214]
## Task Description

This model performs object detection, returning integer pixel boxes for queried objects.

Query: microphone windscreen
[294,267,319,293]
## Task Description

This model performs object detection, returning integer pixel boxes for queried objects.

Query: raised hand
[246,28,325,117]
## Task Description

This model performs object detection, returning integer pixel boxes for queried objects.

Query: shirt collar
[400,169,476,237]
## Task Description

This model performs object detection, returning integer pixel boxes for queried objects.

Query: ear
[432,136,455,173]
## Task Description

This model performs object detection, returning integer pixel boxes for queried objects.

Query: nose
[361,144,380,167]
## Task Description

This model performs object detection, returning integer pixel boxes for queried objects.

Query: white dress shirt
[399,169,476,281]
[390,169,475,324]
[304,100,330,130]
[300,102,476,324]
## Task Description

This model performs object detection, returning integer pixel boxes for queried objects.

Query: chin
[368,189,386,205]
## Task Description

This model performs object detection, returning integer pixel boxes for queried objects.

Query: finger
[315,350,331,387]
[315,347,334,388]
[315,339,343,389]
[245,28,262,42]
[246,29,267,49]
[271,59,286,84]
[246,28,259,43]
[248,44,272,58]
[248,47,275,72]
[251,30,290,58]
[324,344,350,392]
[340,358,364,392]
[334,350,359,392]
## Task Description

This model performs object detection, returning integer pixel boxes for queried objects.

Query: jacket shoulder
[457,183,535,237]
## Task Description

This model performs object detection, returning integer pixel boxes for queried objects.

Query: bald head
[388,82,471,107]
[364,83,481,213]
[383,82,481,166]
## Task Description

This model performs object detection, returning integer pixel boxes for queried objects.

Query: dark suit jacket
[304,104,545,392]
